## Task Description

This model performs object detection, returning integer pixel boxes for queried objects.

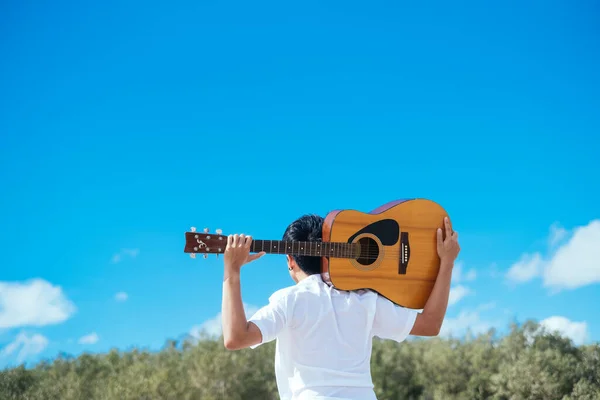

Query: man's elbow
[223,336,243,350]
[223,322,261,350]
[411,314,442,337]
[423,318,442,336]
[428,323,441,336]
[415,324,440,337]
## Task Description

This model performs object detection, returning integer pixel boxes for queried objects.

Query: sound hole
[356,237,379,266]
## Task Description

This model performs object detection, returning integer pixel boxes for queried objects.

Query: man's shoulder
[268,285,297,304]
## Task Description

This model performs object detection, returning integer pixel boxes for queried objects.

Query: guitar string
[187,233,444,260]
[191,254,417,262]
[193,249,420,260]
[252,245,409,259]
[189,240,423,255]
[191,253,421,262]
[187,245,413,259]
[190,241,412,255]
[187,236,440,260]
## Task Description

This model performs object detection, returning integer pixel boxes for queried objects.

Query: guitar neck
[251,240,358,259]
[183,231,358,259]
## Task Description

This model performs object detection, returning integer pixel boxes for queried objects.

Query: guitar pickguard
[346,219,399,245]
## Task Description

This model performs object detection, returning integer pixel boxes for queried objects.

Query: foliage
[1,320,598,400]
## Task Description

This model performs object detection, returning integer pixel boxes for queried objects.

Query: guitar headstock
[184,227,227,259]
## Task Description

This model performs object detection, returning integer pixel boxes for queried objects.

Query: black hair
[282,214,324,275]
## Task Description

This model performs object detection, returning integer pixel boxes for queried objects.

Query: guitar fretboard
[250,240,358,259]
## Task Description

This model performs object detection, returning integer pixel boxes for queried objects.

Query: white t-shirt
[248,274,418,400]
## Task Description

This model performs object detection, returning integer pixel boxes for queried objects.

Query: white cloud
[548,223,568,248]
[449,285,471,306]
[464,269,477,281]
[190,303,260,339]
[452,261,477,283]
[539,316,589,345]
[447,262,476,307]
[440,303,497,338]
[506,220,600,291]
[114,292,128,302]
[0,279,76,329]
[543,220,600,290]
[78,332,99,345]
[0,332,49,363]
[506,252,544,283]
[111,248,139,263]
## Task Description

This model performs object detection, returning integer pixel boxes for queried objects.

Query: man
[221,214,460,399]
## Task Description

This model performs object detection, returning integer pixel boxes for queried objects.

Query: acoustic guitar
[183,199,449,309]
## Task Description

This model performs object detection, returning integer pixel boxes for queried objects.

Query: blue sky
[1,0,599,367]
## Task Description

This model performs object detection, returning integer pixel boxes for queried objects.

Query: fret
[249,239,356,259]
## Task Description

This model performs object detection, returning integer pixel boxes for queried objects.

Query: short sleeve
[372,295,418,342]
[247,291,289,349]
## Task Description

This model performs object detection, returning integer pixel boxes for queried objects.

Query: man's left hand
[224,234,266,273]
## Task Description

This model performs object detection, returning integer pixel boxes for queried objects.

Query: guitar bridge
[399,232,410,274]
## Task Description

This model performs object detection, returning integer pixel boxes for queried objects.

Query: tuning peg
[190,227,196,232]
[190,253,196,259]
[216,229,222,235]
[203,254,208,259]
[216,254,219,259]
[204,228,209,233]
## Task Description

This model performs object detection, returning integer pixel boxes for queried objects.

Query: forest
[1,320,599,400]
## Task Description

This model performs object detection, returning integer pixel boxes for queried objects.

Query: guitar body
[321,199,449,309]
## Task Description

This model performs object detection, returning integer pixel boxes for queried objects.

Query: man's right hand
[409,216,460,337]
[436,217,460,264]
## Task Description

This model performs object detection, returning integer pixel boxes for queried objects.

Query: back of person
[249,274,416,400]
[222,214,458,400]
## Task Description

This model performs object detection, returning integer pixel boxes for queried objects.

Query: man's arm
[410,217,460,337]
[409,259,453,336]
[220,234,265,350]
[221,271,262,350]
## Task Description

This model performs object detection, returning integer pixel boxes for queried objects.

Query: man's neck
[295,272,316,283]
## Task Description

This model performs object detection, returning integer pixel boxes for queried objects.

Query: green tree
[0,320,598,400]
